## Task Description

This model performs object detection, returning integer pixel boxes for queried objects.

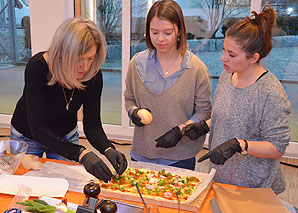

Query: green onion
[17,199,75,213]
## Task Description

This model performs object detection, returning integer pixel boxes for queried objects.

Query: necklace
[62,87,75,110]
[162,65,177,76]
[160,55,182,77]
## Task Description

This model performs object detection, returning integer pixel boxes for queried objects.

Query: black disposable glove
[197,138,242,165]
[104,148,128,175]
[184,120,210,140]
[130,108,151,127]
[80,152,113,183]
[155,126,182,148]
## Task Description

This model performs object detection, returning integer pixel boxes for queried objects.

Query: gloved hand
[130,108,151,127]
[184,120,209,140]
[197,138,242,165]
[104,148,128,175]
[80,151,113,183]
[155,126,182,148]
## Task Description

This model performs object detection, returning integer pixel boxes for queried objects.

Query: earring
[177,36,180,42]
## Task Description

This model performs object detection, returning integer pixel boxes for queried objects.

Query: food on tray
[21,154,43,170]
[137,109,153,124]
[97,167,202,203]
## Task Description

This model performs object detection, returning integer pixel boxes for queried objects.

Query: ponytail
[226,5,276,62]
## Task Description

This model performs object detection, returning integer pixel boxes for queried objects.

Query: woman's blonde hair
[47,17,107,89]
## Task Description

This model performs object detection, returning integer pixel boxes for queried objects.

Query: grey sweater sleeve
[191,55,212,121]
[124,56,138,112]
[260,80,291,153]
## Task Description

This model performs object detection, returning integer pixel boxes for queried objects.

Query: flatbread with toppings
[97,167,202,203]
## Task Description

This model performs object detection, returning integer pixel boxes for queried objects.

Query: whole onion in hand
[137,109,153,125]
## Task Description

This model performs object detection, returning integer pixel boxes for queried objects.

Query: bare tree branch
[97,0,147,43]
[97,0,122,42]
[192,0,246,38]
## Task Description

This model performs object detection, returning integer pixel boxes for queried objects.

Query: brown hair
[145,0,187,56]
[226,5,276,62]
[47,18,107,90]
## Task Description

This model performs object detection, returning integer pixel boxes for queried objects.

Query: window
[261,0,298,141]
[0,0,30,115]
[129,0,297,142]
[0,0,297,143]
[75,0,122,125]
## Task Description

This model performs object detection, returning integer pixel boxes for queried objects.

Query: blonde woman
[10,18,127,182]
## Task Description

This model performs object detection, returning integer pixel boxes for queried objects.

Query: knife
[112,170,119,179]
[197,151,211,162]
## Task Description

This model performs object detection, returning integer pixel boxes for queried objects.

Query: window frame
[0,0,297,157]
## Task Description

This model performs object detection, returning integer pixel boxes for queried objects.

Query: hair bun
[261,5,276,29]
[250,5,276,29]
[251,11,262,26]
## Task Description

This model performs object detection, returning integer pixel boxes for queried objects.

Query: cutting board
[98,162,215,212]
[100,180,214,212]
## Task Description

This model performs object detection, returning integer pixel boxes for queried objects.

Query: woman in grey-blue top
[184,5,291,194]
[124,0,212,170]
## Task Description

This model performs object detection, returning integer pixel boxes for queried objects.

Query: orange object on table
[0,158,236,213]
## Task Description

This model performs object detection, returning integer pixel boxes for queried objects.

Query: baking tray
[98,196,144,213]
[99,161,216,212]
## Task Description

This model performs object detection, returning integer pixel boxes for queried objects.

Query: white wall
[29,0,74,55]
[251,0,262,13]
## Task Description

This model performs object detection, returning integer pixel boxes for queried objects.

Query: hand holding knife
[197,138,242,165]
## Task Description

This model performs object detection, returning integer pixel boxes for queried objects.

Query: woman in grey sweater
[124,0,211,170]
[184,6,291,194]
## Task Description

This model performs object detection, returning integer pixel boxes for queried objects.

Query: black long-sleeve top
[11,52,114,161]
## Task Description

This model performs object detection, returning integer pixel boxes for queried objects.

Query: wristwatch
[241,139,248,155]
[79,147,86,155]
[78,147,86,163]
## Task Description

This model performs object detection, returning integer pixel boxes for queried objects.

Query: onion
[137,109,153,124]
[146,184,154,190]
[21,154,43,170]
[149,178,157,184]
[164,192,172,198]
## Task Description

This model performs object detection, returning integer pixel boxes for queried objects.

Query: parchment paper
[24,161,96,193]
[24,161,215,204]
[212,184,289,213]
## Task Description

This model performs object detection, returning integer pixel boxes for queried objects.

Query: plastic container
[0,140,28,174]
